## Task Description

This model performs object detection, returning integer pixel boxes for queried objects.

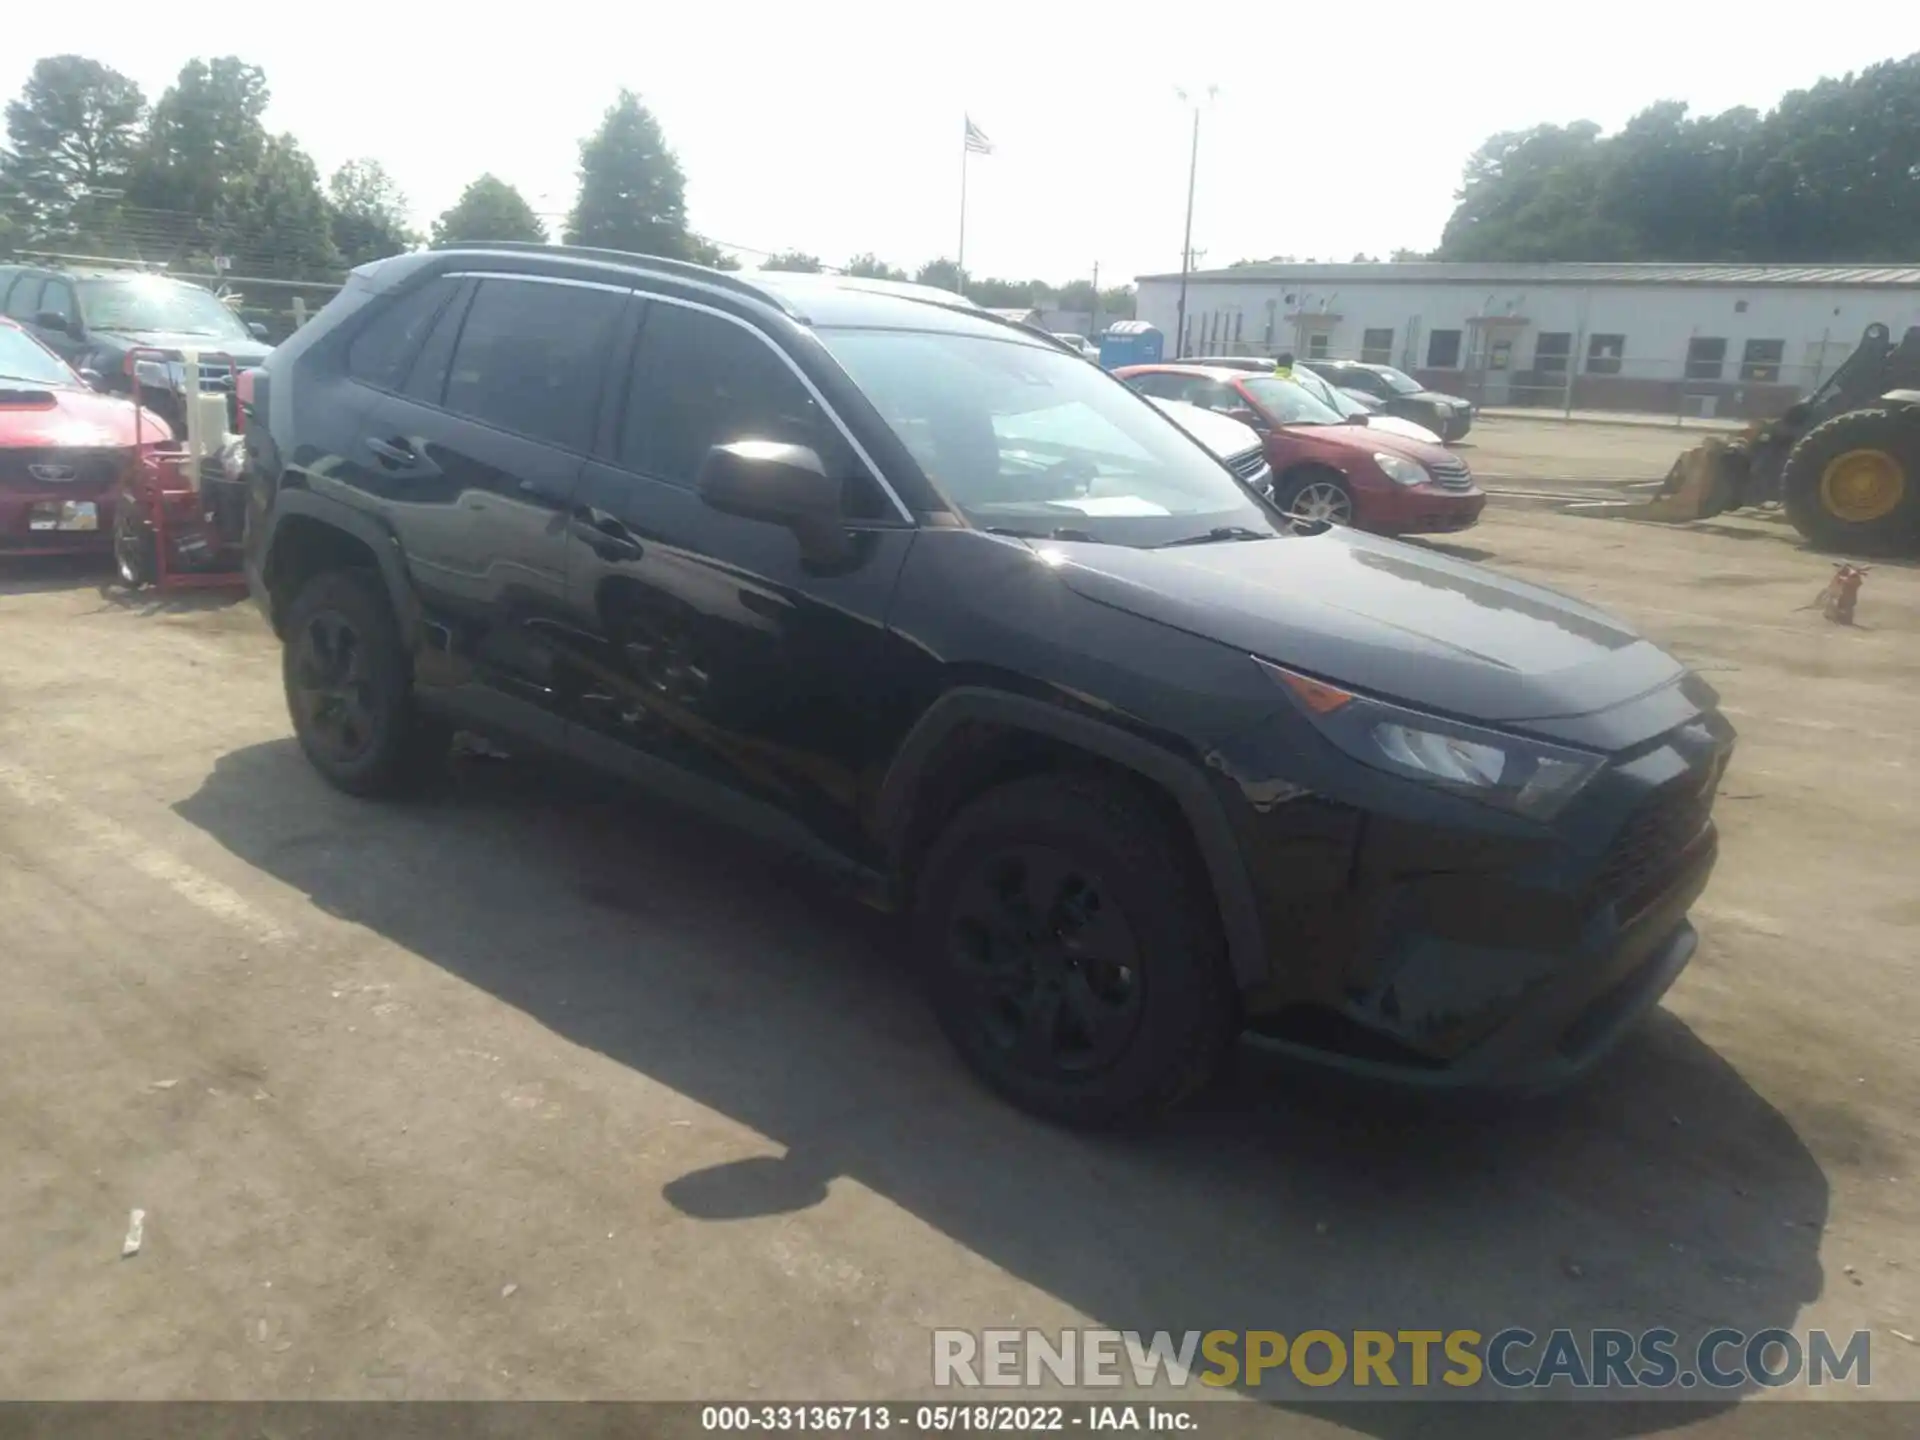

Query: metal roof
[1134,261,1920,288]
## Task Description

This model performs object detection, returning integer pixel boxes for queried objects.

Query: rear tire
[1780,407,1920,554]
[913,772,1237,1127]
[282,568,448,798]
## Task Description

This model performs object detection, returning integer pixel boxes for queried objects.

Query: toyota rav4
[242,245,1733,1125]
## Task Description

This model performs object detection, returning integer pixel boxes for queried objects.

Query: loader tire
[1781,407,1920,555]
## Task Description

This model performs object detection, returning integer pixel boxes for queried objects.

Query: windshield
[819,327,1277,547]
[1285,365,1365,418]
[1374,366,1424,395]
[1239,375,1347,426]
[77,277,252,340]
[0,326,76,386]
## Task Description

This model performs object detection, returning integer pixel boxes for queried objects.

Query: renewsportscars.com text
[932,1327,1872,1392]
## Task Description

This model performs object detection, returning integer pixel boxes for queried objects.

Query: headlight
[1372,451,1428,487]
[1257,659,1605,820]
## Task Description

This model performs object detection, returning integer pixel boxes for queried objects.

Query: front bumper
[1222,693,1732,1091]
[1369,485,1486,536]
[0,491,116,555]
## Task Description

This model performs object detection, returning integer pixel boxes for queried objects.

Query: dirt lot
[1463,415,1714,493]
[1,451,1916,1430]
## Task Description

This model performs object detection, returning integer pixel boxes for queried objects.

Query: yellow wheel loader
[1633,323,1920,555]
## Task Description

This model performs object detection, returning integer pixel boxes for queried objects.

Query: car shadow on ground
[176,741,1829,1433]
[0,554,113,595]
[89,579,250,618]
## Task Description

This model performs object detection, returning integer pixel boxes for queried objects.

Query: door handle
[365,436,420,468]
[570,510,643,559]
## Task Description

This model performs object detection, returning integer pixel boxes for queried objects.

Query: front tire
[1781,407,1920,554]
[1273,469,1355,532]
[913,773,1236,1127]
[282,568,447,797]
[113,506,157,588]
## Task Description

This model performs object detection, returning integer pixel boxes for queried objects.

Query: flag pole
[957,119,969,294]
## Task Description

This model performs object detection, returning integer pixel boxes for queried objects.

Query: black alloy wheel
[915,773,1235,1126]
[943,843,1147,1077]
[290,605,381,769]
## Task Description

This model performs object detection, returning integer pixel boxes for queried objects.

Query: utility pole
[1172,85,1216,361]
[1090,260,1100,338]
[1175,106,1199,360]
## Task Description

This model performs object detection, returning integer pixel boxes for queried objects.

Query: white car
[1146,397,1273,498]
[1051,332,1101,362]
[1285,364,1444,446]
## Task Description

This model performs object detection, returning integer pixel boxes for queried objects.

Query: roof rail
[429,240,789,311]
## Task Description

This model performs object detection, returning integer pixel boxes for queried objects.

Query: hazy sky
[10,4,1912,285]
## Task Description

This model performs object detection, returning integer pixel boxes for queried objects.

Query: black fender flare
[259,487,420,645]
[875,687,1270,991]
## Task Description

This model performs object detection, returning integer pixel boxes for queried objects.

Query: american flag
[964,117,993,155]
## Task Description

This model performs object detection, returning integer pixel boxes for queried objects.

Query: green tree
[0,55,146,240]
[915,258,962,292]
[563,89,689,257]
[845,253,907,279]
[218,134,340,278]
[129,57,270,220]
[761,250,821,272]
[327,158,417,267]
[684,234,740,270]
[432,174,546,246]
[1436,53,1920,262]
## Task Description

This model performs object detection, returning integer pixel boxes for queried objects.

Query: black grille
[0,447,129,491]
[1597,767,1720,916]
[1427,456,1475,491]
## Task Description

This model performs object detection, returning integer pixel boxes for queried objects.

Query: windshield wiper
[1156,525,1273,548]
[986,525,1097,542]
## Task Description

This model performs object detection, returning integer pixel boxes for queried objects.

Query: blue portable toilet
[1098,320,1163,370]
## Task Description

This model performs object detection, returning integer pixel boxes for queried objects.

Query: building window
[1361,327,1394,364]
[1427,329,1462,369]
[1741,339,1784,382]
[1685,337,1728,381]
[1306,332,1330,359]
[1534,332,1572,374]
[1586,334,1625,375]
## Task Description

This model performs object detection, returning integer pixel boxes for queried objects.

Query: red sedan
[1116,363,1484,536]
[0,318,170,559]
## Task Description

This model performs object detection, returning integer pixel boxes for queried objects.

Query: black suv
[242,245,1732,1125]
[1297,359,1474,440]
[0,262,272,426]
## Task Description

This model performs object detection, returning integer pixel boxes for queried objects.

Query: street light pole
[1173,85,1215,361]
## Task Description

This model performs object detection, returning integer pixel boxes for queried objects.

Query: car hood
[1277,419,1454,467]
[1043,526,1684,725]
[1148,397,1262,460]
[88,329,272,365]
[0,384,169,447]
[1366,413,1445,446]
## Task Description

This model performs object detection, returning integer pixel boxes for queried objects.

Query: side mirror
[1227,407,1267,430]
[698,440,849,563]
[78,367,107,392]
[248,321,270,341]
[34,311,73,335]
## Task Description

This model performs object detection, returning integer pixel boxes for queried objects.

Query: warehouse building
[1132,262,1920,418]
